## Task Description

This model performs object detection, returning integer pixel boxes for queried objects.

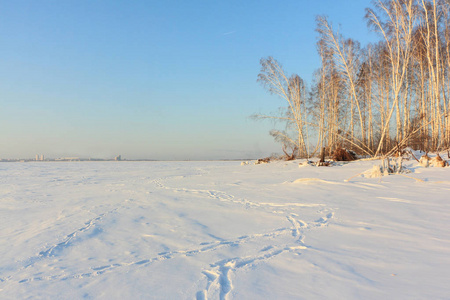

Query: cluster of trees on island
[256,0,450,159]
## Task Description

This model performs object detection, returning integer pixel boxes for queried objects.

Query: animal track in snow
[153,176,325,216]
[286,215,308,241]
[313,212,334,227]
[198,244,308,300]
[196,212,333,299]
[152,175,336,299]
[10,223,292,285]
[10,211,333,287]
[2,205,129,285]
[39,211,110,258]
[37,204,127,259]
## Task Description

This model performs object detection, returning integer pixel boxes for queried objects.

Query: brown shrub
[431,154,449,167]
[332,148,356,161]
[255,157,271,164]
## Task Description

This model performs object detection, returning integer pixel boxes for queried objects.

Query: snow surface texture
[0,159,449,299]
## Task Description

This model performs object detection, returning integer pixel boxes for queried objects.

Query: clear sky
[0,0,377,160]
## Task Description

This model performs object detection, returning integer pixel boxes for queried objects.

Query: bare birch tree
[366,0,418,156]
[256,57,310,157]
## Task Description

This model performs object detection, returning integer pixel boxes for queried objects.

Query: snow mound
[290,178,341,185]
[364,165,383,178]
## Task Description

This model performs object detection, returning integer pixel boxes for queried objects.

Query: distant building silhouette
[115,155,122,161]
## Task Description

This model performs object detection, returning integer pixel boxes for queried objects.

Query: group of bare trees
[257,0,450,158]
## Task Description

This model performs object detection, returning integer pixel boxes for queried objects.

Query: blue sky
[0,0,376,160]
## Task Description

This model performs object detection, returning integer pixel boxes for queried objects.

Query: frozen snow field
[1,160,449,299]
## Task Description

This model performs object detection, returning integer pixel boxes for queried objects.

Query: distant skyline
[0,0,377,160]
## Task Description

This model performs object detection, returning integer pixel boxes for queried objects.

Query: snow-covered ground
[1,158,449,299]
